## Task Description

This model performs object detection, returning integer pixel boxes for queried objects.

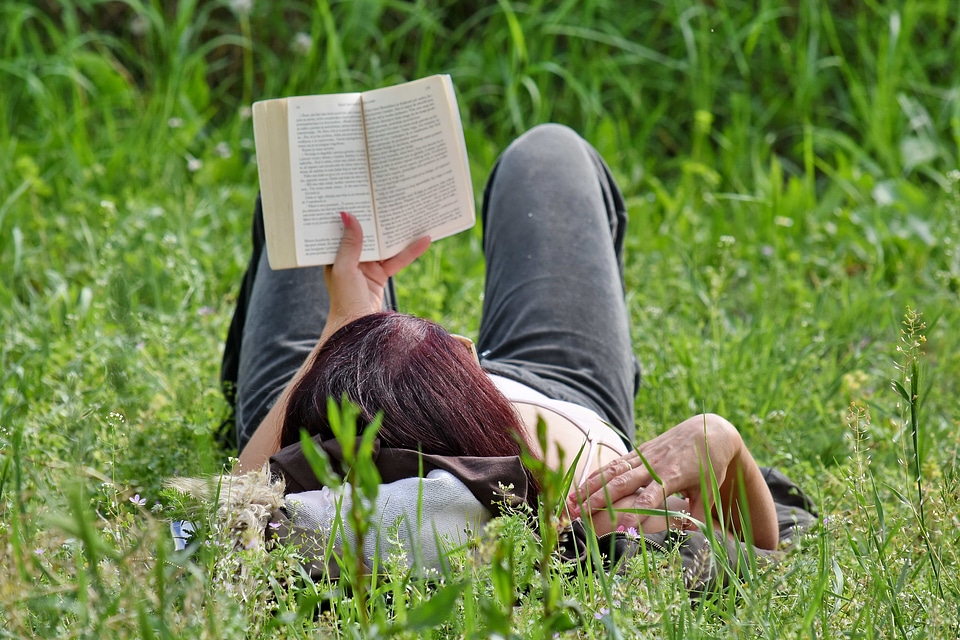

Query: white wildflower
[229,0,253,17]
[292,32,313,56]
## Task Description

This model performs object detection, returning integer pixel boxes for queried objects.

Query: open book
[252,74,475,269]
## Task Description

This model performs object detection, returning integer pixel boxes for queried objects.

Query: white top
[489,374,629,488]
[286,469,489,573]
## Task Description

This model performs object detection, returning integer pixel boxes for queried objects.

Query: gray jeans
[223,124,639,451]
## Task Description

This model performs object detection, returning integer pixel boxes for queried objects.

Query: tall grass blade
[895,308,944,600]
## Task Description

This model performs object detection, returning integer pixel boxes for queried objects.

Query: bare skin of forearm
[235,309,362,473]
[682,426,779,549]
[717,443,778,550]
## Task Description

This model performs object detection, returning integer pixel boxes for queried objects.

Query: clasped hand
[567,414,777,548]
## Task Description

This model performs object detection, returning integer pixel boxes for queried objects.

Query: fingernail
[339,211,350,227]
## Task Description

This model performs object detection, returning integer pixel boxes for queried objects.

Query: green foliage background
[1,0,959,637]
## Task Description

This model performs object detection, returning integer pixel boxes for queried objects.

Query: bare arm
[567,413,779,550]
[236,211,430,472]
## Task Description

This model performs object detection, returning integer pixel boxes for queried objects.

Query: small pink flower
[129,494,146,507]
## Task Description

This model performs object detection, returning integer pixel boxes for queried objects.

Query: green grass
[2,0,960,637]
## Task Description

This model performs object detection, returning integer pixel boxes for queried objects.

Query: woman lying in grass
[221,124,811,577]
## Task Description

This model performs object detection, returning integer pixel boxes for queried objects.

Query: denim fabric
[477,124,639,444]
[224,123,639,451]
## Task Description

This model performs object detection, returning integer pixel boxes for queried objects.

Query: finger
[610,483,664,532]
[611,496,651,533]
[617,481,668,530]
[567,456,633,513]
[577,453,639,495]
[581,463,654,517]
[379,236,431,277]
[585,495,647,535]
[633,480,667,512]
[567,456,634,514]
[615,509,641,532]
[334,211,364,266]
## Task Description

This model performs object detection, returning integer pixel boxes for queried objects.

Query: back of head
[280,312,528,463]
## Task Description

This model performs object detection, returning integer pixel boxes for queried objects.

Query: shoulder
[488,374,628,481]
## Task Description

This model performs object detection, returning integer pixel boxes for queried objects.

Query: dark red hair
[281,312,535,484]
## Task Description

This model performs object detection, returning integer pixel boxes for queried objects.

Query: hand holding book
[319,211,430,344]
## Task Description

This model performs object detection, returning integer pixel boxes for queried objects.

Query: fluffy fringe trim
[165,465,286,550]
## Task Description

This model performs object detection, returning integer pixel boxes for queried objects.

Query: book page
[252,99,298,270]
[443,75,471,188]
[287,93,379,264]
[362,75,474,258]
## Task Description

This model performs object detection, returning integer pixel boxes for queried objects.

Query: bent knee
[691,412,739,435]
[504,123,585,159]
[524,122,579,141]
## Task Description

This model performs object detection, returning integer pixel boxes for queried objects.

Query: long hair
[280,312,535,484]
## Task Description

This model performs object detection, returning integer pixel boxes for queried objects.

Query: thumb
[634,480,666,512]
[335,211,364,265]
[615,481,664,532]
